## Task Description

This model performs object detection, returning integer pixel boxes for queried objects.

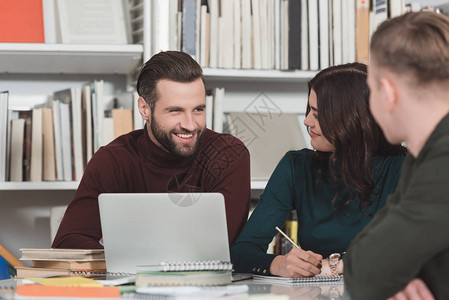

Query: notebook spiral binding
[158,260,233,272]
[291,275,344,283]
[72,270,134,277]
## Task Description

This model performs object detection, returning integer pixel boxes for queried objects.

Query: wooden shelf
[0,181,79,191]
[0,180,266,191]
[0,43,143,75]
[203,68,317,82]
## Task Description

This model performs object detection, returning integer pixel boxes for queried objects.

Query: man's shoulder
[196,130,249,164]
[96,129,143,156]
[200,129,248,151]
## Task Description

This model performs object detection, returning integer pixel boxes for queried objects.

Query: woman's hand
[269,248,323,277]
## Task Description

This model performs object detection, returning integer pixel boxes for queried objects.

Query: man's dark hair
[307,62,406,215]
[136,51,205,110]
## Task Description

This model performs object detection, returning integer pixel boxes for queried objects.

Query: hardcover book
[20,248,105,261]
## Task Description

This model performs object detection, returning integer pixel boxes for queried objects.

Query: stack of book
[16,248,106,278]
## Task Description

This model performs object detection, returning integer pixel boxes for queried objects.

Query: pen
[275,226,301,250]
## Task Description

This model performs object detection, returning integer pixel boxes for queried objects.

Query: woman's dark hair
[306,62,406,215]
[136,51,205,110]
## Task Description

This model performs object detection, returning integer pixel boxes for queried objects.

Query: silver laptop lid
[98,193,230,274]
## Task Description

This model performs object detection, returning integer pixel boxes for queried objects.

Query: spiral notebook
[136,261,233,272]
[98,193,230,274]
[253,274,344,285]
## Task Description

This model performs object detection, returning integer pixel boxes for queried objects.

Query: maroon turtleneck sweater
[52,127,250,249]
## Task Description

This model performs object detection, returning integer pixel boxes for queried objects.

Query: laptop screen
[98,193,230,274]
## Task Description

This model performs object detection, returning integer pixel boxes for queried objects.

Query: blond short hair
[370,11,449,84]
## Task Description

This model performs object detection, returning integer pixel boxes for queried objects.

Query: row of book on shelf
[0,87,225,182]
[150,0,439,71]
[2,0,443,71]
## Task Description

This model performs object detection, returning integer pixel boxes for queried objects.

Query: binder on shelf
[0,92,9,182]
[319,0,330,69]
[199,4,209,67]
[9,119,25,182]
[356,0,370,64]
[219,0,234,69]
[151,0,171,55]
[333,0,343,65]
[112,109,133,139]
[55,0,129,44]
[20,110,33,182]
[212,88,224,133]
[54,92,73,181]
[288,0,301,70]
[241,0,252,69]
[92,80,105,153]
[182,0,198,60]
[232,0,242,70]
[30,108,43,182]
[0,0,45,43]
[308,0,319,70]
[341,0,356,64]
[81,85,93,165]
[52,100,64,181]
[208,0,219,68]
[42,0,58,43]
[373,0,389,30]
[42,108,56,181]
[300,0,309,71]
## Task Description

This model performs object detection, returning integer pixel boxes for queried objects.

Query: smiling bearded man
[52,51,251,250]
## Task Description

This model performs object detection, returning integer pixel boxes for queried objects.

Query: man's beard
[150,115,202,158]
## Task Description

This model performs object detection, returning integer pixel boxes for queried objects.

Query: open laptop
[98,193,230,275]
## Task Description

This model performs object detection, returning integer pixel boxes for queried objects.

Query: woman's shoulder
[283,148,314,163]
[273,148,315,175]
[374,152,406,167]
[372,152,407,179]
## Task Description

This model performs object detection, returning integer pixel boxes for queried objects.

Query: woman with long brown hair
[231,63,406,278]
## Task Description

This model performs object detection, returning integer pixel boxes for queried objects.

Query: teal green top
[231,149,405,274]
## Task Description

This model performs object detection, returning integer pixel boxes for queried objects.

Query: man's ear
[138,97,151,121]
[380,77,398,113]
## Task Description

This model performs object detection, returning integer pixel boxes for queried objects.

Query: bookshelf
[0,0,444,263]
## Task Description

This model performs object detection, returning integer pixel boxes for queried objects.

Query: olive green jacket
[345,113,449,300]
